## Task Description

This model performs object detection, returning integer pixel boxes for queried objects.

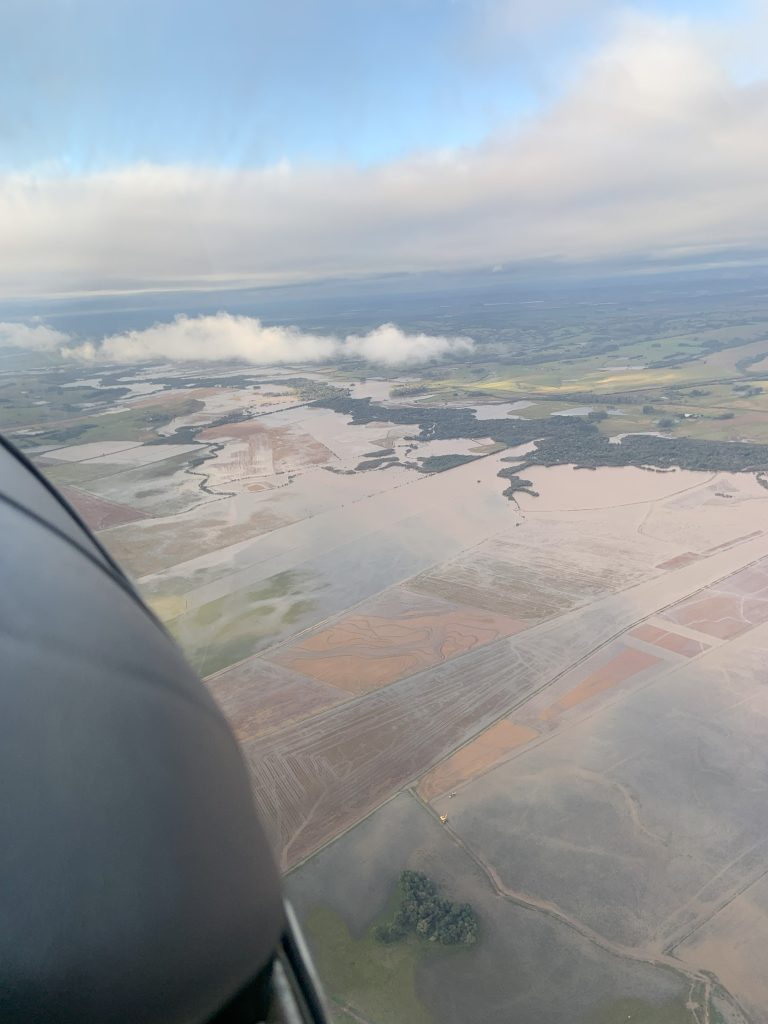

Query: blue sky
[0,0,750,172]
[1,0,767,301]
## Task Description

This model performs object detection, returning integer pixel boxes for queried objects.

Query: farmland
[7,275,768,1021]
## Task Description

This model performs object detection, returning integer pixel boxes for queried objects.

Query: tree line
[314,393,768,497]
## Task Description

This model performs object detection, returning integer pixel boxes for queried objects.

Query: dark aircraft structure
[0,436,329,1023]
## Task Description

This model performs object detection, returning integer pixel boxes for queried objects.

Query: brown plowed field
[418,720,539,802]
[269,598,527,693]
[199,421,333,473]
[660,559,768,639]
[539,647,660,723]
[662,593,768,639]
[630,623,710,657]
[61,485,149,531]
[206,657,346,741]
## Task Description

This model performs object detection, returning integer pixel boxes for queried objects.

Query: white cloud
[0,321,70,349]
[2,14,768,299]
[468,0,617,45]
[62,313,474,366]
[68,314,339,364]
[344,324,474,366]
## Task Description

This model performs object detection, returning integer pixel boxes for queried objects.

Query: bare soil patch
[199,421,333,475]
[418,720,539,802]
[539,647,660,722]
[206,657,346,741]
[657,552,700,570]
[61,485,149,531]
[630,623,710,658]
[270,598,526,693]
[663,592,768,639]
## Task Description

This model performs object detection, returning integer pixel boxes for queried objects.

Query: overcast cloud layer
[3,13,768,299]
[0,314,474,366]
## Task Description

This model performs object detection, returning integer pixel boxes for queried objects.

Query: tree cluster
[313,393,768,497]
[497,466,539,499]
[418,453,477,473]
[374,870,478,946]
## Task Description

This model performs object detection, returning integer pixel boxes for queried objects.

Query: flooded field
[18,360,768,1024]
[515,463,713,511]
[288,793,696,1024]
[270,589,525,693]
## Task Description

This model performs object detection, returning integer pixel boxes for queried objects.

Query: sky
[2,0,767,306]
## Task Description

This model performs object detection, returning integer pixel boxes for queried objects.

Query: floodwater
[42,367,768,1022]
[408,437,493,459]
[42,440,199,465]
[42,440,142,461]
[596,364,646,371]
[609,431,667,445]
[348,380,400,401]
[503,441,539,459]
[115,380,167,398]
[61,377,104,389]
[158,386,299,437]
[471,403,525,420]
[137,450,515,615]
[515,464,713,511]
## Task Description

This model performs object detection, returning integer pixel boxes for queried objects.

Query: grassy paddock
[305,893,470,1024]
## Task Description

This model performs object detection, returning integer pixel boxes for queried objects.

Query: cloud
[0,321,70,349]
[344,324,474,366]
[3,13,768,299]
[466,0,618,47]
[62,313,474,366]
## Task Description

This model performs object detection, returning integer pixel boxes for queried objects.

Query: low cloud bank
[342,323,473,366]
[0,322,70,350]
[24,312,473,366]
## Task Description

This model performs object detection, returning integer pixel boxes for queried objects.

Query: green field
[305,897,467,1024]
[589,998,695,1024]
[166,571,313,676]
[0,373,131,429]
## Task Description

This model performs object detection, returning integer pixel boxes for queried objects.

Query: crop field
[166,570,314,676]
[288,793,697,1024]
[12,314,768,1021]
[417,719,539,801]
[537,644,661,723]
[41,440,201,465]
[435,620,768,965]
[59,484,150,530]
[629,623,710,657]
[241,643,537,867]
[104,503,298,577]
[205,657,346,741]
[198,420,335,482]
[407,512,662,618]
[675,872,768,1023]
[660,558,768,639]
[416,625,707,806]
[269,588,527,693]
[47,448,221,517]
[16,392,206,447]
[242,515,768,870]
